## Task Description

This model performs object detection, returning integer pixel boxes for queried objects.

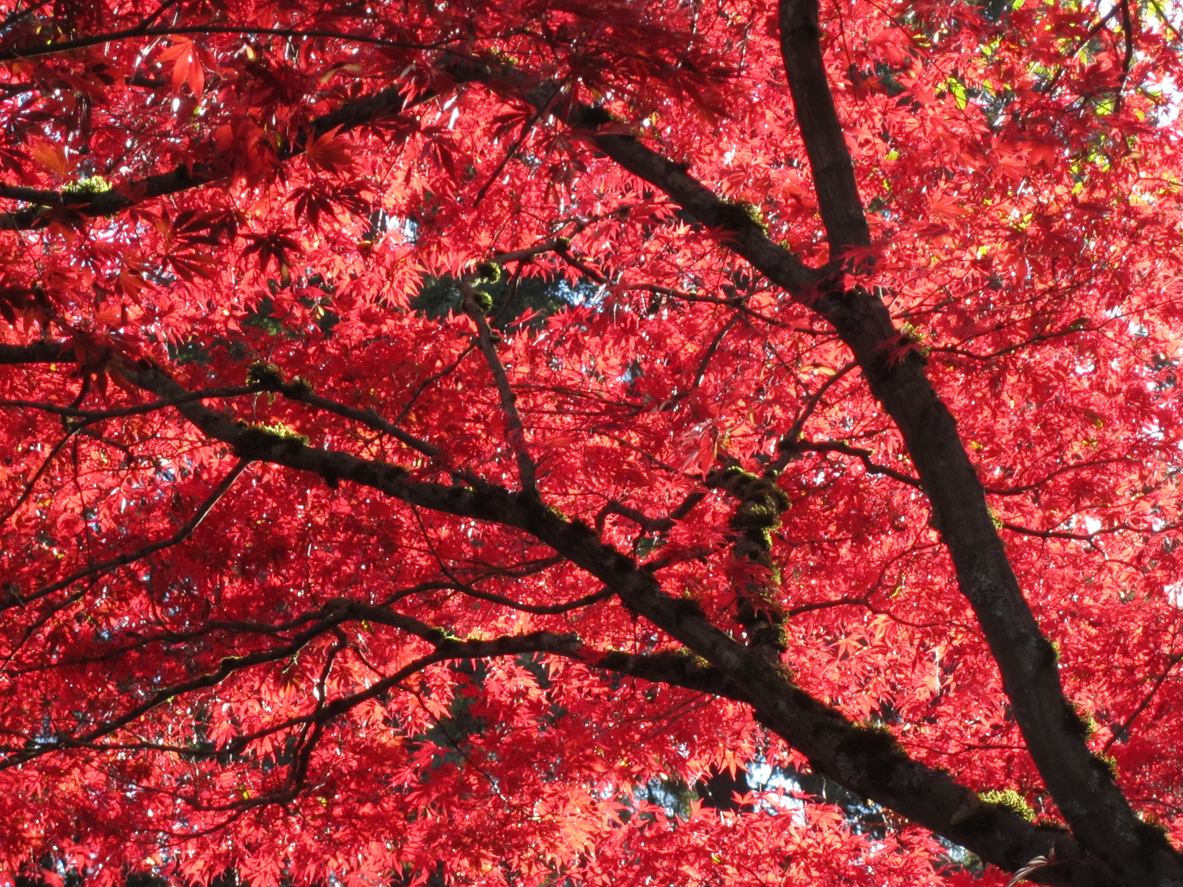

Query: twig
[789,439,922,488]
[0,428,77,530]
[771,361,857,472]
[392,344,475,426]
[0,24,442,62]
[278,385,439,457]
[6,459,249,609]
[1103,653,1183,754]
[459,279,538,494]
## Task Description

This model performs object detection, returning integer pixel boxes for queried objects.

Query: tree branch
[459,278,539,494]
[0,24,440,63]
[777,0,871,255]
[266,378,441,458]
[0,78,431,229]
[788,438,922,487]
[0,341,70,364]
[772,2,1182,879]
[439,54,1183,883]
[6,459,249,610]
[107,359,1114,886]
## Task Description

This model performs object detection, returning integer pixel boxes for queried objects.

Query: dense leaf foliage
[2,0,1183,885]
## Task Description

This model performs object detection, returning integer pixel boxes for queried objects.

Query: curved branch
[789,439,922,487]
[270,381,441,458]
[0,384,261,419]
[5,459,249,610]
[0,426,76,531]
[1103,653,1183,755]
[0,77,433,229]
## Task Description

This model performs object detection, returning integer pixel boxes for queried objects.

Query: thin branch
[0,427,77,531]
[1103,653,1183,755]
[627,282,794,328]
[983,457,1136,496]
[449,575,613,616]
[1,584,90,670]
[783,595,945,630]
[0,607,331,766]
[0,384,261,420]
[789,439,922,487]
[776,361,857,460]
[459,278,538,494]
[473,87,559,208]
[171,626,581,757]
[1038,5,1123,96]
[392,343,476,427]
[1000,521,1110,542]
[1148,0,1183,43]
[693,311,741,389]
[0,74,437,229]
[0,184,70,206]
[5,459,249,610]
[0,0,52,30]
[135,0,187,30]
[2,354,441,454]
[275,383,440,458]
[0,24,443,63]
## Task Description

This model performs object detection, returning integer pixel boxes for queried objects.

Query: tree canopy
[2,0,1183,885]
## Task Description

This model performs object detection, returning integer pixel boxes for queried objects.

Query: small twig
[408,505,600,615]
[1103,653,1183,754]
[392,344,475,427]
[0,0,52,30]
[983,457,1135,496]
[1148,0,1183,43]
[459,279,538,494]
[790,439,922,488]
[450,580,614,616]
[0,385,261,420]
[693,312,741,389]
[135,0,186,30]
[7,459,249,609]
[999,521,1115,541]
[659,311,742,411]
[628,282,796,328]
[472,86,563,207]
[279,385,439,457]
[0,428,77,530]
[770,362,857,474]
[0,24,442,63]
[1039,5,1123,96]
[1,585,90,670]
[784,596,945,630]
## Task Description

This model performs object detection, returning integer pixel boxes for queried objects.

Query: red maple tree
[2,0,1182,885]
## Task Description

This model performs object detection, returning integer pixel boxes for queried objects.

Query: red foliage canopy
[2,1,1182,885]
